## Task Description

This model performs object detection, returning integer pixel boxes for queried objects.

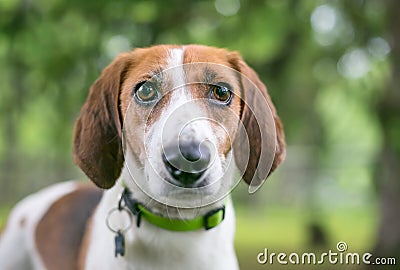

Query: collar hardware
[121,188,142,227]
[204,206,225,230]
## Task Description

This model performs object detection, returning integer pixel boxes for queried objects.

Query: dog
[0,45,285,270]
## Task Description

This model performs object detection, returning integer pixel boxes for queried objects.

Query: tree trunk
[373,0,400,262]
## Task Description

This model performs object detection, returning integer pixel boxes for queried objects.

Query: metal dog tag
[114,230,125,257]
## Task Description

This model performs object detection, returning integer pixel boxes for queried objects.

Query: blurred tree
[373,0,400,261]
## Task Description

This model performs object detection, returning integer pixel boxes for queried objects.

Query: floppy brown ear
[73,53,131,189]
[229,53,286,192]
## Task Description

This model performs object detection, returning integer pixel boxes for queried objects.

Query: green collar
[121,188,226,231]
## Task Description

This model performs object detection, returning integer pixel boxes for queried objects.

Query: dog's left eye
[134,81,159,103]
[209,83,232,105]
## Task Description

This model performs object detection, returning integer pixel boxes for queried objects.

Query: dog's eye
[134,81,159,103]
[209,83,232,105]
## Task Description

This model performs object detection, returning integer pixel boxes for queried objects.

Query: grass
[234,206,377,270]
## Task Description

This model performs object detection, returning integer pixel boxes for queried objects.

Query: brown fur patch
[77,214,94,270]
[35,184,102,270]
[229,53,286,186]
[183,46,242,156]
[73,53,129,189]
[119,46,171,166]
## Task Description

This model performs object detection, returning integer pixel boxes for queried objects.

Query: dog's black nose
[162,141,211,187]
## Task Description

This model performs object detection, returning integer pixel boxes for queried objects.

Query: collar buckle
[121,188,142,227]
[203,206,225,230]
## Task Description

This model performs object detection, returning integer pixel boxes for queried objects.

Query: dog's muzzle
[162,141,211,188]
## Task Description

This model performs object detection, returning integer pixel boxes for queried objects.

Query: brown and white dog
[0,45,285,270]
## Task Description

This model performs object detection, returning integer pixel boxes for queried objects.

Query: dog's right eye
[134,81,159,104]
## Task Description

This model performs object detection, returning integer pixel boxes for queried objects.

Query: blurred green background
[1,0,399,269]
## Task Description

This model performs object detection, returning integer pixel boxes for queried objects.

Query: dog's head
[73,45,285,208]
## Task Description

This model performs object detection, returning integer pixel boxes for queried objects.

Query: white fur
[0,181,78,270]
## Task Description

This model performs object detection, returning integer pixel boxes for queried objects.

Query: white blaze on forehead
[167,48,185,90]
[164,47,206,142]
[162,47,217,145]
[164,47,196,133]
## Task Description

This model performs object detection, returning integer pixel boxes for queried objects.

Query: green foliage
[0,0,394,258]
